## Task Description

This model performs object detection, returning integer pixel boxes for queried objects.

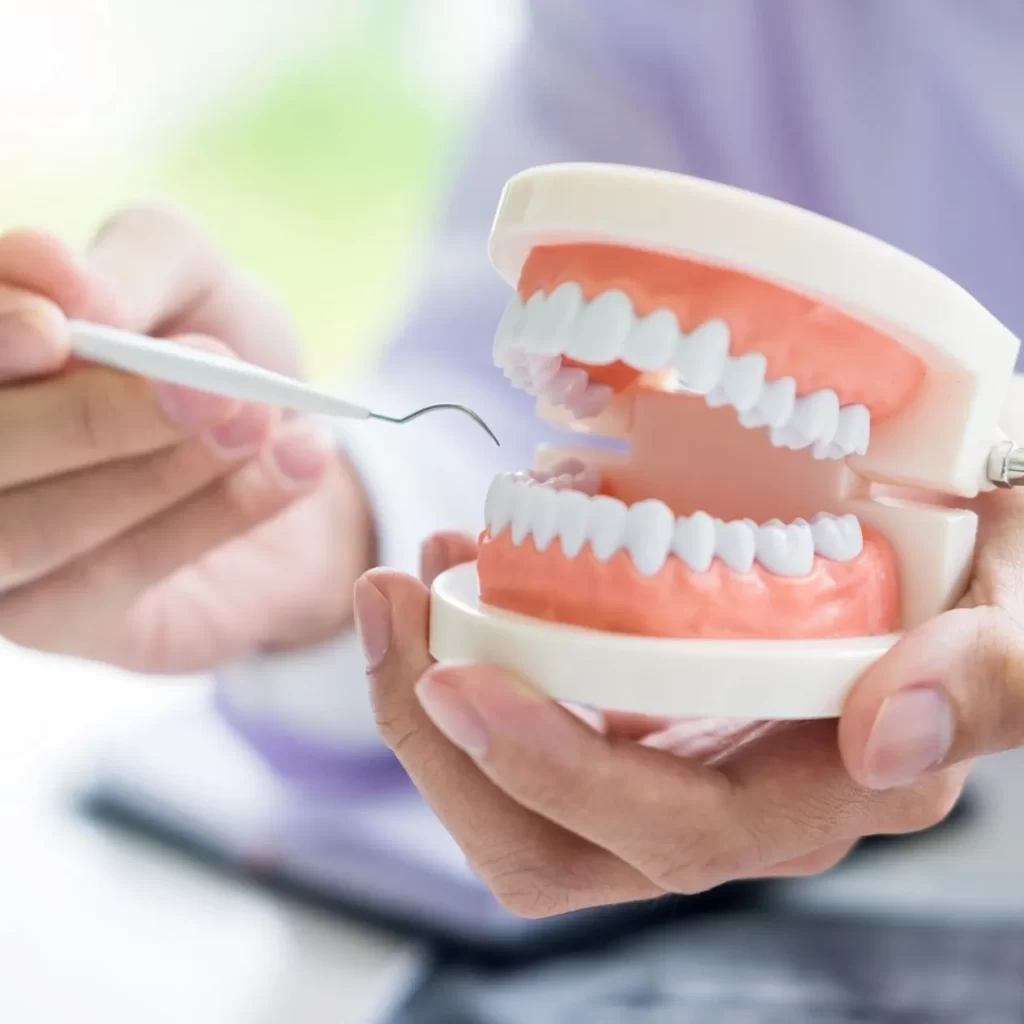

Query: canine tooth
[570,289,632,365]
[755,521,814,576]
[526,485,559,551]
[833,404,871,456]
[754,376,796,427]
[721,353,767,412]
[625,309,679,371]
[510,481,535,545]
[493,295,526,359]
[542,366,589,407]
[810,513,863,561]
[555,489,591,558]
[789,389,840,446]
[529,282,582,356]
[625,500,674,576]
[672,318,730,395]
[671,511,716,572]
[486,475,516,536]
[588,495,628,562]
[714,518,756,573]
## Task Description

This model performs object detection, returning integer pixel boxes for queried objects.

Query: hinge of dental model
[988,440,1024,487]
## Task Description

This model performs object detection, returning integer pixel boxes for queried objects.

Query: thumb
[839,605,1024,789]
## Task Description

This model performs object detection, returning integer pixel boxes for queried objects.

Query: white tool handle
[68,320,372,420]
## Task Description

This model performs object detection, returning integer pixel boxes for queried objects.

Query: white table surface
[3,640,1024,1024]
[0,641,415,1024]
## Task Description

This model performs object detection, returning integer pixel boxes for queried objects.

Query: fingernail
[862,685,954,789]
[0,309,65,377]
[562,701,605,732]
[271,428,332,483]
[353,577,391,671]
[415,671,489,758]
[157,382,232,428]
[205,403,270,456]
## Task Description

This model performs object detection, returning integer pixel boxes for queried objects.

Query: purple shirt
[217,0,1024,769]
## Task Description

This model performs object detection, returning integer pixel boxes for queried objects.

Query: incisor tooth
[570,289,633,365]
[673,318,730,394]
[625,500,674,575]
[493,295,526,359]
[531,282,582,355]
[555,489,591,558]
[510,482,534,544]
[625,309,679,371]
[526,485,559,551]
[721,353,767,411]
[588,495,628,562]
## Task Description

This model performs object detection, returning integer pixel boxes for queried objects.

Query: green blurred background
[0,0,518,379]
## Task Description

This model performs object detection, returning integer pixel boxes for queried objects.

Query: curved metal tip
[371,403,500,445]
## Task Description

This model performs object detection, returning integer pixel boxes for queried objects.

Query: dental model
[429,163,1022,718]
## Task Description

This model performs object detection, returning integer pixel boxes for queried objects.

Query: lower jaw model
[429,164,1021,719]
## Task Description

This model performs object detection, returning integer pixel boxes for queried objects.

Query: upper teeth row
[484,473,863,578]
[493,285,871,460]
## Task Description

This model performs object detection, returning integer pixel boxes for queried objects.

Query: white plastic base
[429,562,899,720]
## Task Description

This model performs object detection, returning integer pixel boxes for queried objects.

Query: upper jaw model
[429,163,1021,719]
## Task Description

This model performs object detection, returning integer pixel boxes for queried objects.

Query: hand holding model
[0,206,373,671]
[357,164,1024,916]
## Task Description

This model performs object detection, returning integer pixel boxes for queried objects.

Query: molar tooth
[769,423,814,450]
[755,377,796,428]
[530,282,582,356]
[671,511,716,572]
[493,295,526,361]
[721,353,767,412]
[738,407,768,428]
[810,513,863,561]
[542,366,590,407]
[624,308,679,371]
[714,518,756,573]
[672,318,730,395]
[705,384,730,407]
[833,404,871,456]
[555,490,591,558]
[789,389,840,446]
[526,484,559,551]
[625,500,674,576]
[569,289,633,365]
[755,521,814,577]
[587,495,628,562]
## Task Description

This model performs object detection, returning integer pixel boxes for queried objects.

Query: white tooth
[510,480,535,545]
[624,308,679,371]
[543,366,590,407]
[570,382,614,420]
[738,406,768,428]
[516,290,550,354]
[671,511,716,572]
[569,289,633,365]
[721,353,767,412]
[624,500,674,576]
[529,282,582,356]
[810,513,863,561]
[789,389,840,446]
[493,295,526,360]
[714,518,756,573]
[769,423,814,450]
[811,441,845,460]
[588,495,628,562]
[486,476,516,536]
[755,521,814,577]
[548,473,574,490]
[526,484,559,552]
[705,384,730,407]
[673,318,730,395]
[754,376,796,428]
[832,404,871,456]
[555,489,591,558]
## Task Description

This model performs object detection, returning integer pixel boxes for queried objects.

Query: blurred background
[0,3,521,1021]
[0,0,521,378]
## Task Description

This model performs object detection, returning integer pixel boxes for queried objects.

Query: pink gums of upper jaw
[517,243,926,420]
